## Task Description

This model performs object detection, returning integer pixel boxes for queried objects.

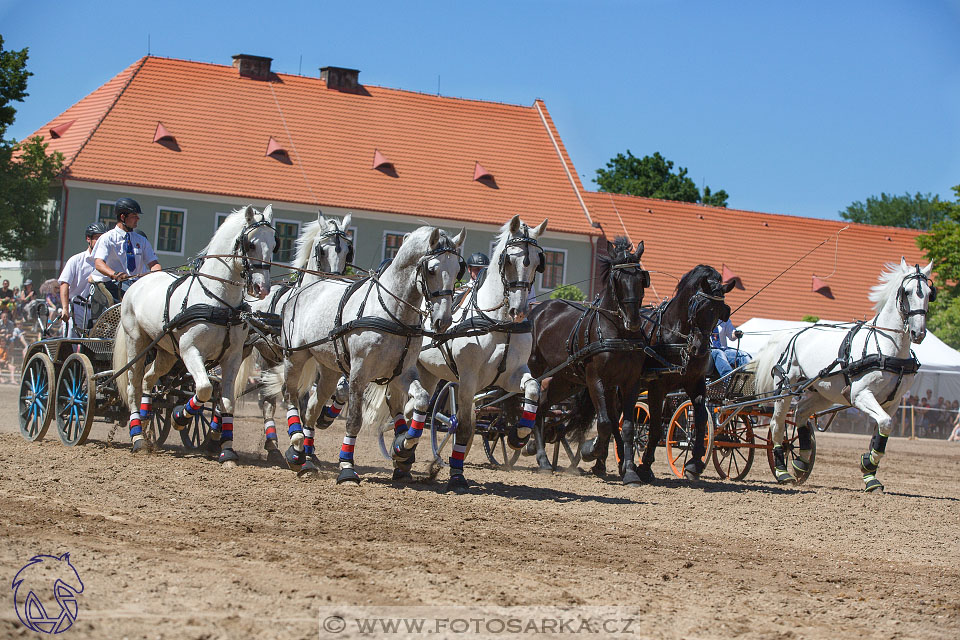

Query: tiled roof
[31,56,597,236]
[585,192,929,322]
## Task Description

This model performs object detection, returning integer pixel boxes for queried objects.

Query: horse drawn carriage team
[19,196,935,494]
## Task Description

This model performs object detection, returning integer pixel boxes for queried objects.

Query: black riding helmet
[85,222,107,238]
[467,252,490,268]
[115,197,142,219]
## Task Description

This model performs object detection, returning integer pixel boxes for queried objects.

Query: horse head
[679,265,735,356]
[416,227,466,333]
[876,258,934,344]
[238,204,276,299]
[313,211,353,275]
[601,237,648,332]
[496,215,548,322]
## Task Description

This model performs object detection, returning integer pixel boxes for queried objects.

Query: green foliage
[549,284,585,302]
[0,37,64,260]
[801,314,820,323]
[917,186,960,348]
[839,192,946,230]
[594,150,728,207]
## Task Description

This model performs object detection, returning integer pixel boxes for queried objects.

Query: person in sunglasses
[91,197,162,301]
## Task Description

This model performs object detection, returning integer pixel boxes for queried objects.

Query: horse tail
[233,351,259,407]
[752,335,789,395]
[259,357,318,403]
[362,383,392,432]
[113,320,131,408]
[564,388,597,439]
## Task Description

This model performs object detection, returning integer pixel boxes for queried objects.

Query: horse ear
[532,218,548,238]
[723,280,737,294]
[923,261,933,277]
[634,240,644,259]
[262,204,273,222]
[451,228,466,247]
[317,210,326,225]
[242,205,255,223]
[508,214,521,235]
[605,239,616,257]
[429,227,441,248]
[59,552,70,562]
[341,213,352,229]
[900,256,909,270]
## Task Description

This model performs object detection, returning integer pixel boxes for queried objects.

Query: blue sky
[3,0,959,221]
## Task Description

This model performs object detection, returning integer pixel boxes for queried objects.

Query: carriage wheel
[55,353,96,446]
[19,352,56,442]
[429,382,473,466]
[179,405,212,450]
[766,421,817,485]
[482,419,521,469]
[665,400,715,479]
[377,419,394,461]
[614,402,650,468]
[150,405,172,447]
[711,412,755,480]
[547,427,584,472]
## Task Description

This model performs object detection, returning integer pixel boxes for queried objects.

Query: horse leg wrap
[315,400,344,430]
[263,419,278,445]
[393,413,407,436]
[517,399,537,439]
[773,445,795,484]
[172,395,203,428]
[139,394,153,420]
[303,427,315,457]
[217,414,238,464]
[129,412,144,449]
[210,410,222,435]
[339,435,357,466]
[286,408,303,444]
[450,443,468,473]
[401,411,426,450]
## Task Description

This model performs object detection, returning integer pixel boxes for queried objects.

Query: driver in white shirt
[58,223,106,337]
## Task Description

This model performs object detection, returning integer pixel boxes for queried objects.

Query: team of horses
[111,205,935,493]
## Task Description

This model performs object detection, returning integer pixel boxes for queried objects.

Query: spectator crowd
[0,278,46,383]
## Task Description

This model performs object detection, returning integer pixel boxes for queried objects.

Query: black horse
[525,237,649,472]
[580,264,734,484]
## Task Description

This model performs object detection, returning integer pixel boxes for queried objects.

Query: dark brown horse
[525,237,649,472]
[590,264,734,484]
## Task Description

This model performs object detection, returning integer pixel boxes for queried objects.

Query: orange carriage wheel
[614,401,650,468]
[711,411,755,480]
[665,400,715,479]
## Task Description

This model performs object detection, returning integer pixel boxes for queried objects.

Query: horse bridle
[417,244,465,302]
[898,264,936,319]
[233,217,276,293]
[607,263,650,320]
[314,228,354,274]
[498,233,544,292]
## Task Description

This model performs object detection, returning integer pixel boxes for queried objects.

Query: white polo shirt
[91,227,159,281]
[58,249,97,301]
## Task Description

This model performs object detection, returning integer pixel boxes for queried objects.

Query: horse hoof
[622,469,643,485]
[536,464,554,474]
[580,439,597,463]
[285,445,305,472]
[863,476,884,493]
[392,467,413,483]
[265,448,285,466]
[591,463,607,479]
[445,474,470,494]
[636,464,655,484]
[264,439,279,452]
[218,448,239,466]
[775,468,796,485]
[131,439,146,454]
[171,405,192,429]
[336,467,360,485]
[507,426,530,451]
[297,459,320,479]
[792,458,811,475]
[522,440,537,457]
[391,433,417,463]
[683,468,701,483]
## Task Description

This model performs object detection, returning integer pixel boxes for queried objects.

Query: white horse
[751,259,933,491]
[114,205,276,463]
[245,212,353,455]
[267,225,465,485]
[369,215,547,492]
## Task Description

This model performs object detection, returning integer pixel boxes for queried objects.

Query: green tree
[917,186,960,347]
[839,192,945,230]
[594,150,728,207]
[549,284,585,302]
[0,36,64,260]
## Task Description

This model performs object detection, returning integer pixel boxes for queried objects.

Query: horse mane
[200,206,255,256]
[869,261,909,313]
[675,264,720,297]
[292,218,335,270]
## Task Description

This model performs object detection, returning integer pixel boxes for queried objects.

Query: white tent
[734,317,960,402]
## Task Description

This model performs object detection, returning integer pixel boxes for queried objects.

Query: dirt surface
[1,381,958,640]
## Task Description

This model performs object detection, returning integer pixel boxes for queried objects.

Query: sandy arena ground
[0,381,958,639]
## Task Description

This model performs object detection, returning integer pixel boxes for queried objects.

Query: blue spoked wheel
[179,404,212,450]
[19,352,56,442]
[55,353,97,446]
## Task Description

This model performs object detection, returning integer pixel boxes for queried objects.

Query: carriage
[17,302,217,451]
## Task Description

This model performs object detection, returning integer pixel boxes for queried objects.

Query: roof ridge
[64,56,149,173]
[589,190,926,234]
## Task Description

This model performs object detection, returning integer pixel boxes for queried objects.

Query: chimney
[232,54,272,79]
[320,66,360,91]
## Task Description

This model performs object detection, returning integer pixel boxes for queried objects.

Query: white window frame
[382,229,406,262]
[154,205,188,256]
[272,217,301,266]
[95,199,116,228]
[539,246,567,290]
[214,212,231,231]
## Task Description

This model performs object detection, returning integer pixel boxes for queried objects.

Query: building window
[97,201,114,228]
[215,212,230,229]
[157,207,185,254]
[541,249,565,290]
[383,232,404,260]
[275,221,299,264]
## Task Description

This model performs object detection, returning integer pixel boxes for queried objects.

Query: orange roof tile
[32,56,597,236]
[585,192,929,322]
